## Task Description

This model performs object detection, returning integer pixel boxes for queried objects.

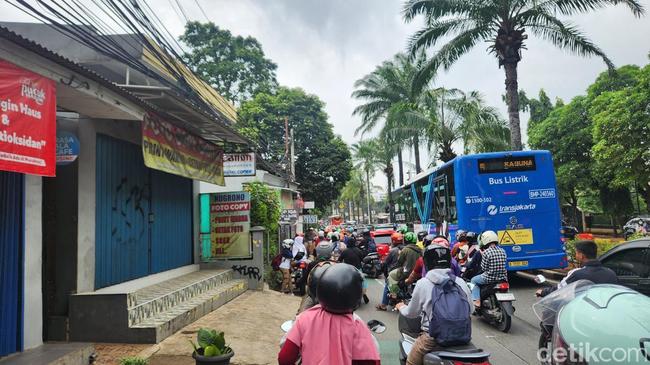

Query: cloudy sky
[2,0,649,180]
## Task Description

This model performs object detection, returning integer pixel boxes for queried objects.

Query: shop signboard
[0,59,56,176]
[223,152,256,176]
[56,131,79,165]
[208,192,251,259]
[281,209,298,222]
[142,113,225,185]
[302,215,318,224]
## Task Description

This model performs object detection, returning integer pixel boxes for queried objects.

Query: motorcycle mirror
[367,319,386,334]
[281,320,293,333]
[534,274,547,284]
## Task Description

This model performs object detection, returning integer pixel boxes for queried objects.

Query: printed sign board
[224,152,256,176]
[56,131,79,165]
[0,59,56,176]
[281,209,298,222]
[302,215,318,224]
[303,201,315,209]
[497,229,534,245]
[142,113,224,185]
[208,192,251,259]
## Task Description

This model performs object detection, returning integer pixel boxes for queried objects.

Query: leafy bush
[265,266,283,291]
[119,357,148,365]
[626,232,648,241]
[189,328,232,357]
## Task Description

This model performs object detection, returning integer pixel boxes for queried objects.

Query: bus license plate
[509,260,528,268]
[496,293,515,301]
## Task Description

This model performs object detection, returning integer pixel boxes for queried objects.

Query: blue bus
[391,150,567,271]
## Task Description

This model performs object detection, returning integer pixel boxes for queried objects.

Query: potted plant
[189,328,234,365]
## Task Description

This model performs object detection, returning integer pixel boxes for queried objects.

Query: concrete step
[127,270,233,326]
[131,279,248,343]
[0,343,94,365]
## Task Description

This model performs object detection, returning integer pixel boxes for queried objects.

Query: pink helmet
[432,236,450,248]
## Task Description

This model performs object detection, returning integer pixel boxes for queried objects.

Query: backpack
[428,273,471,346]
[271,254,283,271]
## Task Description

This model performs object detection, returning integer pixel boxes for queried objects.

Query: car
[599,238,650,296]
[623,216,650,240]
[372,223,394,231]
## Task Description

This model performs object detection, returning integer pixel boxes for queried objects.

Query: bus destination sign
[478,156,536,174]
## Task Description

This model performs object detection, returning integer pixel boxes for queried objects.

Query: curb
[136,344,160,360]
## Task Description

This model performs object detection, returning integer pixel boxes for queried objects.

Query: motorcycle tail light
[497,282,510,290]
[552,324,586,364]
[299,262,307,269]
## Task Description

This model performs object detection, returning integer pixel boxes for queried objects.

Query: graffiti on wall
[111,176,150,244]
[231,265,261,281]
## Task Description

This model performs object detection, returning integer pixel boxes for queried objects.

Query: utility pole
[290,128,295,181]
[284,117,290,185]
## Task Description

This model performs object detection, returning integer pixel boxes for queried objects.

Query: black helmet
[315,241,334,260]
[362,228,371,237]
[423,234,435,247]
[307,261,335,301]
[417,231,428,241]
[330,234,339,242]
[465,231,478,244]
[423,245,452,271]
[317,263,363,314]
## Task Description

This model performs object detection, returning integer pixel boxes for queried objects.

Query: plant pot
[192,350,234,365]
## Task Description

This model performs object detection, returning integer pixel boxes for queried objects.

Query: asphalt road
[356,274,545,364]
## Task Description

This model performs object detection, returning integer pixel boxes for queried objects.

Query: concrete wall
[23,175,43,349]
[77,118,142,293]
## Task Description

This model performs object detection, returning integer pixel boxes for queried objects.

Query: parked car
[623,216,650,240]
[599,238,650,296]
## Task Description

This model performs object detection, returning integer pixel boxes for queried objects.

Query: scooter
[290,252,307,296]
[398,312,491,365]
[467,280,515,333]
[361,251,382,278]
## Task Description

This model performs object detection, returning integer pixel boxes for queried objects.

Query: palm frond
[525,0,644,17]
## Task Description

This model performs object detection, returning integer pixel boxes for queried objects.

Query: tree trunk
[504,62,523,151]
[385,166,395,222]
[413,137,422,173]
[397,148,404,187]
[366,169,372,223]
[641,184,650,214]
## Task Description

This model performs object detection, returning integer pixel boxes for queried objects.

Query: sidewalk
[141,287,301,365]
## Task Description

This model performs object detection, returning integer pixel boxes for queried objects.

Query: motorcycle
[361,251,382,278]
[398,312,491,365]
[291,252,307,296]
[467,280,515,333]
[532,280,594,365]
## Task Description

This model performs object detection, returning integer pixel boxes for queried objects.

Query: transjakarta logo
[487,204,536,215]
[465,196,493,204]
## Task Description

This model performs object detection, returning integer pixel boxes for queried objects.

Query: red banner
[0,59,56,176]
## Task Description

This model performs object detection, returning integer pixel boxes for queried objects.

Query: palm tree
[352,52,430,177]
[351,139,381,223]
[340,171,365,222]
[374,133,398,221]
[403,0,644,151]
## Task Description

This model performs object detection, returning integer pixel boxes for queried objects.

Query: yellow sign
[509,260,529,267]
[497,229,534,245]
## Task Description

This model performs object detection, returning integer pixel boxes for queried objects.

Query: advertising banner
[0,59,56,176]
[224,152,256,176]
[209,192,251,259]
[142,113,224,185]
[280,209,298,223]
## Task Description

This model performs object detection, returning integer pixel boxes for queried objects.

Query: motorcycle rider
[376,232,403,311]
[339,238,370,304]
[279,239,295,294]
[451,230,470,265]
[416,231,428,250]
[388,232,422,300]
[471,231,508,309]
[405,234,435,285]
[360,228,376,253]
[536,240,619,297]
[395,245,472,365]
[278,264,381,365]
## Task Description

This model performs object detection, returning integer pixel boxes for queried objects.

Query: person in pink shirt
[278,263,381,365]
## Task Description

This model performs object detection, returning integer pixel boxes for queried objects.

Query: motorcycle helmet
[362,228,371,237]
[455,229,467,242]
[315,241,335,260]
[330,233,339,242]
[432,235,450,248]
[282,239,294,249]
[318,230,325,238]
[423,245,452,271]
[466,231,478,245]
[404,232,417,245]
[423,234,435,247]
[417,231,428,242]
[317,263,363,314]
[391,232,403,244]
[479,230,499,248]
[307,261,335,301]
[397,225,408,234]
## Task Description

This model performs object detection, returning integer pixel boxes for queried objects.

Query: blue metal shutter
[150,169,192,273]
[95,135,149,289]
[0,171,23,356]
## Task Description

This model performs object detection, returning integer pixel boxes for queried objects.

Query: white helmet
[479,230,499,248]
[282,239,294,249]
[318,230,325,238]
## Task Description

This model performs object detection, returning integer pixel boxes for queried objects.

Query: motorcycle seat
[429,348,491,360]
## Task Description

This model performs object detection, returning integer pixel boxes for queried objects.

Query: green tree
[590,64,650,211]
[180,22,278,104]
[351,139,382,223]
[403,0,644,151]
[238,87,352,209]
[340,171,365,222]
[352,53,430,177]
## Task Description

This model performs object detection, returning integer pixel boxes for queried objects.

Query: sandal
[375,304,387,311]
